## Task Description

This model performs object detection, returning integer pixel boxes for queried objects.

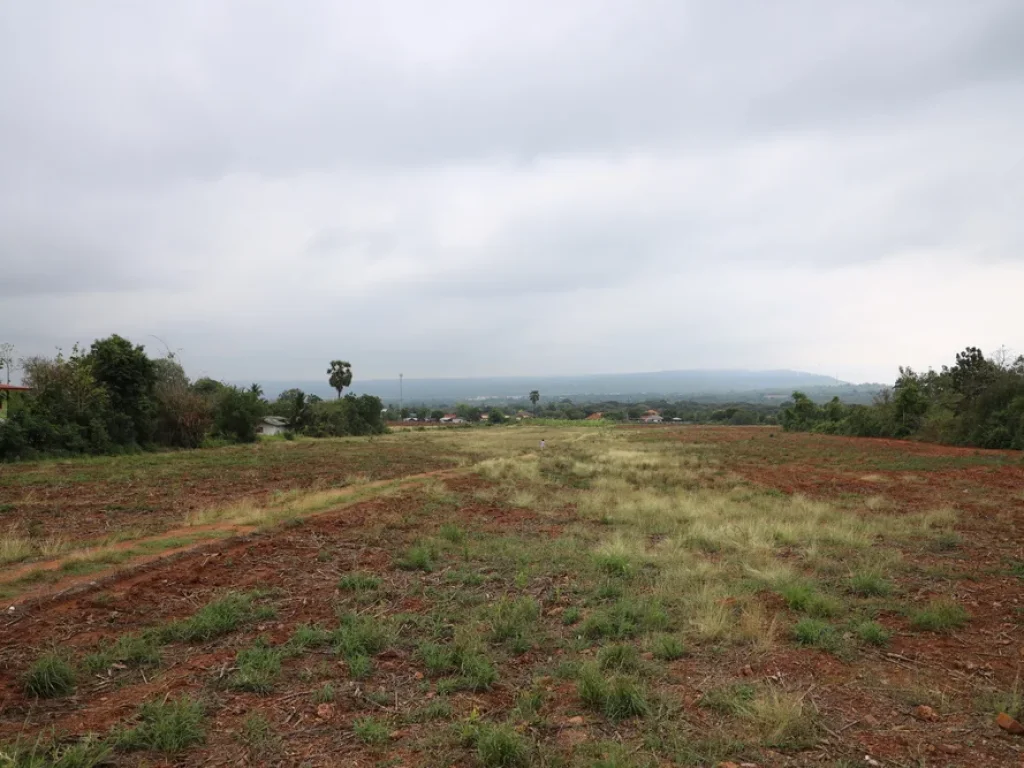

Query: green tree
[0,342,15,385]
[213,386,265,443]
[88,335,157,445]
[328,361,353,399]
[529,390,540,414]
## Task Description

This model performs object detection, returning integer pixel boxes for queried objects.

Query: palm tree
[529,390,540,415]
[327,360,353,399]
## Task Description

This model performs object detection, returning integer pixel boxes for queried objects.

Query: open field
[0,426,1022,766]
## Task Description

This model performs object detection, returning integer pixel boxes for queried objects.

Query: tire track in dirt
[0,468,464,610]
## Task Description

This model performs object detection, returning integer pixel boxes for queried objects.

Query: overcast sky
[2,1,1022,385]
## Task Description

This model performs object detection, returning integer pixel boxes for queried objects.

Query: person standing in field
[540,439,546,449]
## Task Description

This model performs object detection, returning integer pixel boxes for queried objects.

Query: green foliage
[211,385,265,443]
[780,347,1024,450]
[327,360,353,399]
[778,582,843,618]
[238,712,279,754]
[304,394,385,438]
[909,599,970,632]
[487,597,540,652]
[118,695,205,753]
[87,335,157,445]
[0,736,111,768]
[581,598,670,640]
[598,643,641,671]
[398,541,437,571]
[24,652,76,698]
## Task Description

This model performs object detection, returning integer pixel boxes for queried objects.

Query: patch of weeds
[160,591,272,643]
[778,583,843,618]
[418,642,455,676]
[847,572,893,597]
[909,599,970,632]
[117,695,205,753]
[598,643,641,672]
[487,596,539,652]
[699,683,755,715]
[313,682,335,704]
[352,716,390,745]
[398,540,438,572]
[577,663,649,720]
[228,640,283,694]
[449,651,498,692]
[286,623,332,653]
[24,651,76,698]
[439,523,466,544]
[792,618,842,653]
[409,697,453,722]
[651,634,687,661]
[331,610,391,663]
[472,723,531,768]
[554,660,582,680]
[512,688,545,721]
[930,531,962,552]
[581,598,669,641]
[238,712,279,755]
[0,736,111,767]
[593,579,625,601]
[347,654,373,679]
[562,606,581,625]
[594,552,633,578]
[1008,560,1024,580]
[338,572,381,591]
[749,688,819,749]
[975,681,1023,719]
[84,632,162,675]
[854,620,891,647]
[446,569,485,586]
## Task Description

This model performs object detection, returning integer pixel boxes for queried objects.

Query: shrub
[338,572,381,591]
[24,652,76,698]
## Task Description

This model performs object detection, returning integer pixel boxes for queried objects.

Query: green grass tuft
[352,716,390,745]
[597,643,641,671]
[792,618,842,652]
[699,683,756,715]
[487,596,539,652]
[228,640,282,693]
[474,723,530,768]
[651,633,687,661]
[847,572,893,597]
[854,620,891,646]
[398,541,437,571]
[118,695,205,753]
[24,652,76,698]
[337,572,381,591]
[909,599,970,632]
[779,583,843,618]
[160,592,271,643]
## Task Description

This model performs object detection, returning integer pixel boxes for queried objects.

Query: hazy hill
[259,369,869,404]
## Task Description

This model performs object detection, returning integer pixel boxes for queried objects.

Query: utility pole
[399,373,404,415]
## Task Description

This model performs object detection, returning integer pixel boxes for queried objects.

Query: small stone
[996,712,1024,735]
[316,703,335,720]
[715,763,739,768]
[389,729,408,740]
[862,714,880,727]
[740,763,759,767]
[641,652,654,661]
[939,744,961,755]
[565,716,585,726]
[740,665,754,677]
[913,704,939,722]
[413,671,424,680]
[863,757,882,767]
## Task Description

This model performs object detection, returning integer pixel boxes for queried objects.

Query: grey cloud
[1,0,1022,383]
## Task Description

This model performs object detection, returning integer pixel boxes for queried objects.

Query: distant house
[515,411,533,420]
[672,417,683,422]
[0,384,31,421]
[440,413,466,424]
[641,410,663,424]
[257,416,289,436]
[585,412,604,421]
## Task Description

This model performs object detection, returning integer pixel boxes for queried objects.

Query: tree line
[0,336,384,461]
[781,346,1024,449]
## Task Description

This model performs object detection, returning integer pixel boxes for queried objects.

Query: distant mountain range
[257,369,882,405]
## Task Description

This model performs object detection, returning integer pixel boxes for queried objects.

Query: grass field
[0,426,1022,766]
